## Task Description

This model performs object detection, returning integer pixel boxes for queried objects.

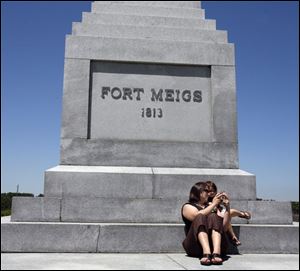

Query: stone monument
[2,1,298,253]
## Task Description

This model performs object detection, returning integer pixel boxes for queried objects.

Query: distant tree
[292,201,299,213]
[1,193,34,210]
[291,201,299,222]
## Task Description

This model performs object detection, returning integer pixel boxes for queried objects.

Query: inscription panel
[90,61,212,142]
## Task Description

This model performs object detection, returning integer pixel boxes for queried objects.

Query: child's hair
[206,181,218,203]
[206,180,217,193]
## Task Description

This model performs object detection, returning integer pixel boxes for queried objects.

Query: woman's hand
[212,192,223,205]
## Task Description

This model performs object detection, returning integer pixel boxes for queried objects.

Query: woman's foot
[238,211,251,220]
[200,254,211,265]
[231,235,241,246]
[211,253,223,265]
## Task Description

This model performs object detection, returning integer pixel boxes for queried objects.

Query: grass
[1,209,11,217]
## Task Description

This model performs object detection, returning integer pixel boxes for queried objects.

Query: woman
[206,181,252,246]
[181,181,230,265]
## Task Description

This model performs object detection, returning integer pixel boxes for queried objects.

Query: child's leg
[227,223,241,246]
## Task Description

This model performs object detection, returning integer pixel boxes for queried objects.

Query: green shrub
[291,201,299,222]
[1,209,11,217]
[291,201,299,213]
[1,193,34,211]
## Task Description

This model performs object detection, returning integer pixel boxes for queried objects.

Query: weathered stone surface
[1,222,99,252]
[247,201,293,224]
[65,36,235,65]
[44,166,153,198]
[152,170,255,200]
[94,1,201,9]
[60,198,292,224]
[82,12,216,29]
[61,198,184,223]
[97,224,184,253]
[11,197,61,222]
[60,139,238,168]
[72,23,227,43]
[91,3,205,19]
[10,194,292,225]
[60,60,238,168]
[90,63,212,142]
[2,221,298,253]
[60,59,90,138]
[44,166,252,199]
[211,66,237,143]
[238,224,299,254]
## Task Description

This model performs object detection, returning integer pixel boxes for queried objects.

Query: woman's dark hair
[188,182,208,203]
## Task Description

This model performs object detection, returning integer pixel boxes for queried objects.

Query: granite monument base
[1,165,298,253]
[2,221,298,253]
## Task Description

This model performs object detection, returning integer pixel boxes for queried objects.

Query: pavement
[1,217,299,270]
[1,253,299,270]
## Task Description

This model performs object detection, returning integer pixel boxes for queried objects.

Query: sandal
[211,253,223,265]
[200,254,211,265]
[230,236,241,246]
[238,211,251,220]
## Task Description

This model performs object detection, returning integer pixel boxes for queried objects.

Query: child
[206,181,251,246]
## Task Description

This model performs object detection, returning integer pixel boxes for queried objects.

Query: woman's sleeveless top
[181,202,205,236]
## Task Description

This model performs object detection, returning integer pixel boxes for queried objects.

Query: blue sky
[1,1,299,201]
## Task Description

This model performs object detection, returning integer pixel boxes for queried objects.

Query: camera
[220,194,226,202]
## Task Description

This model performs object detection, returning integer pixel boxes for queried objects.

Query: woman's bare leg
[198,231,211,254]
[198,231,211,264]
[211,230,221,254]
[211,230,222,263]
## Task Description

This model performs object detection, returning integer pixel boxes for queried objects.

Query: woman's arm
[182,200,220,221]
